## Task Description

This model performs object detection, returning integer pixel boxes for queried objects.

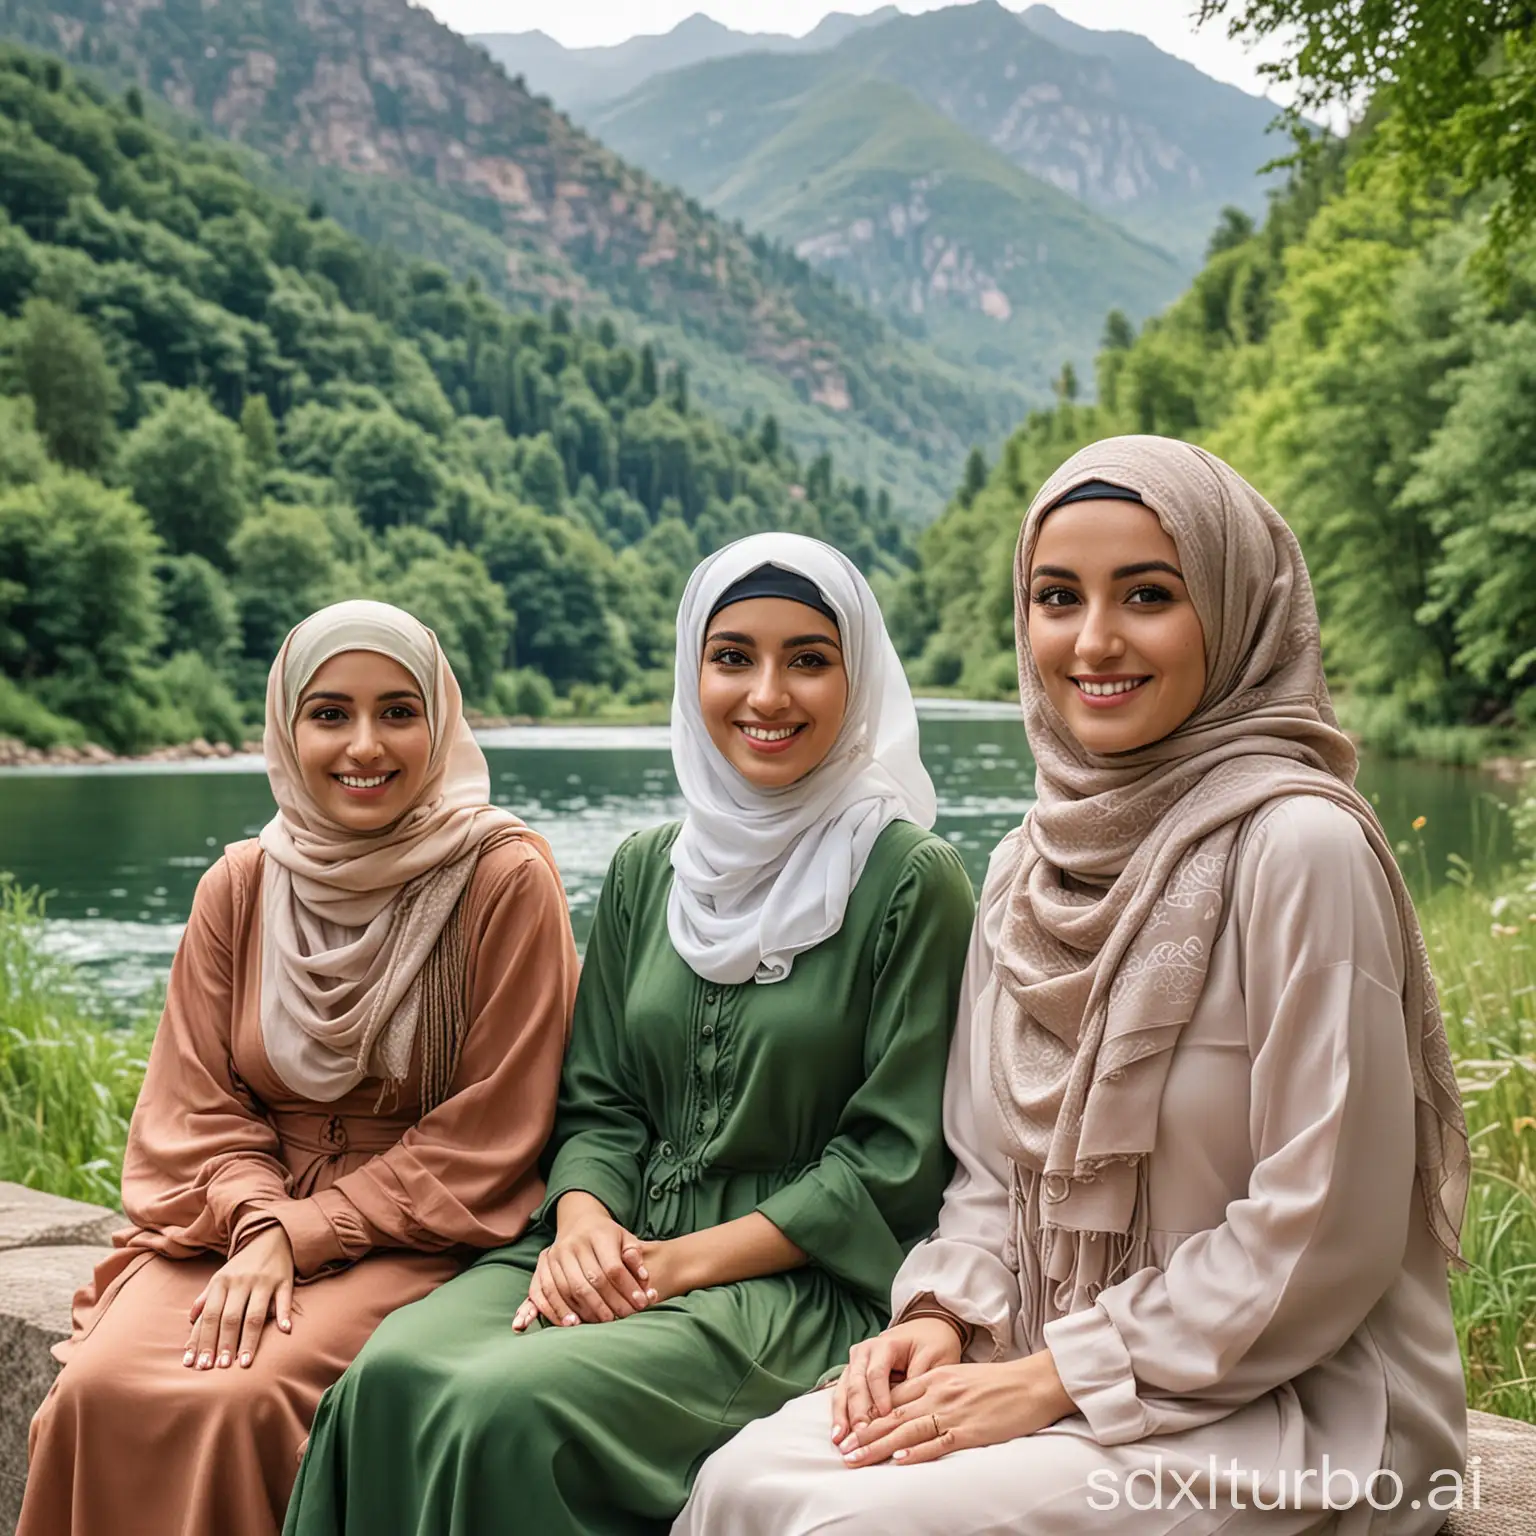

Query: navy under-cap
[1048,479,1146,510]
[706,563,840,629]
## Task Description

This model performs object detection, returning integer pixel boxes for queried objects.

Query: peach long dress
[19,831,578,1536]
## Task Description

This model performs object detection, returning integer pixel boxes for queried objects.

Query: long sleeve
[1043,796,1418,1444]
[537,832,656,1231]
[119,854,292,1256]
[890,830,1024,1360]
[755,838,975,1308]
[269,842,578,1276]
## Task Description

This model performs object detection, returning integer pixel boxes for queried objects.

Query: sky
[421,0,1293,104]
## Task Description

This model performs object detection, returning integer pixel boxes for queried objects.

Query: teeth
[338,774,391,788]
[1075,679,1145,697]
[740,724,802,742]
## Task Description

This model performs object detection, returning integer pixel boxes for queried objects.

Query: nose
[746,662,791,716]
[1074,598,1125,670]
[345,719,386,762]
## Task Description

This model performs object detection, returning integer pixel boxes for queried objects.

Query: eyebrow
[299,689,425,707]
[1031,561,1186,583]
[705,630,843,650]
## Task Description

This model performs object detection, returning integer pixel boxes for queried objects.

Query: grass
[0,878,154,1209]
[2,854,1536,1422]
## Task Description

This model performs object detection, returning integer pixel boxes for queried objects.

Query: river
[0,703,1513,1005]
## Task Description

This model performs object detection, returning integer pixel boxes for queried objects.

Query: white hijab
[667,533,936,985]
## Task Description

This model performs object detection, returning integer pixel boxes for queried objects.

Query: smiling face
[697,596,850,789]
[1025,497,1207,755]
[291,649,433,831]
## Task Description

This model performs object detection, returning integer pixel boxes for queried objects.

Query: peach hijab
[257,600,526,1102]
[990,436,1468,1316]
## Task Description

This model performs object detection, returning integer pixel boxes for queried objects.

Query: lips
[333,770,399,797]
[735,721,807,755]
[1069,676,1150,709]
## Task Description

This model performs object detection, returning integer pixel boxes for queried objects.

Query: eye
[789,651,833,669]
[309,706,346,723]
[382,704,420,720]
[1126,584,1175,605]
[1031,586,1078,608]
[708,646,751,667]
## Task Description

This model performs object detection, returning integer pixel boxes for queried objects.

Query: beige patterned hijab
[990,436,1468,1315]
[258,600,528,1103]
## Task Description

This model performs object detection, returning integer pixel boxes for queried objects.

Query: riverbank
[1,868,1533,1420]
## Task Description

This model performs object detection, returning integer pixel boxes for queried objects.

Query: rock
[0,1243,109,1533]
[0,1185,121,1253]
[1450,1411,1536,1536]
[214,740,234,758]
[80,743,114,764]
[188,737,215,759]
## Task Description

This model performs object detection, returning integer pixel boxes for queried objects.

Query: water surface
[0,705,1510,1003]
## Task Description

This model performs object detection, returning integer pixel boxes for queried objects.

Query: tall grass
[0,878,153,1207]
[1423,877,1536,1423]
[1,857,1535,1420]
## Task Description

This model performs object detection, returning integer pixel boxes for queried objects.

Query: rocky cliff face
[2,0,1015,468]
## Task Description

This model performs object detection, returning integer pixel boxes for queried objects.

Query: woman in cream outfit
[675,437,1470,1536]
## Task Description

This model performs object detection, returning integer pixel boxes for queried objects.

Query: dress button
[704,991,718,1005]
[649,1185,663,1201]
[701,1023,715,1039]
[695,1118,705,1133]
[659,1141,673,1157]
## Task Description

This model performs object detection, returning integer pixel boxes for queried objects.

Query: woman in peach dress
[19,599,578,1536]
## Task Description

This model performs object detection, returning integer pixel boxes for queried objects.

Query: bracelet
[896,1292,975,1354]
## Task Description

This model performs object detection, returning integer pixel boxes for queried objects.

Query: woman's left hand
[838,1349,1075,1468]
[511,1238,697,1330]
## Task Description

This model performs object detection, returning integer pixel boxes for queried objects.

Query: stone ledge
[0,1184,120,1254]
[0,1240,110,1535]
[0,1182,1533,1534]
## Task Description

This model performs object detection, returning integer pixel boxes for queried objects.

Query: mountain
[0,0,1020,510]
[472,9,900,114]
[585,2,1287,268]
[0,40,922,751]
[668,72,1184,390]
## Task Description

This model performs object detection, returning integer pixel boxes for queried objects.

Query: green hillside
[897,119,1536,753]
[0,0,1023,510]
[0,44,916,754]
[703,76,1184,392]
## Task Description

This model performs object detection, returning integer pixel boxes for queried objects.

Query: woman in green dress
[282,532,977,1536]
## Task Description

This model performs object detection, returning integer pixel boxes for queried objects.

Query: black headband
[1048,479,1146,511]
[705,563,840,630]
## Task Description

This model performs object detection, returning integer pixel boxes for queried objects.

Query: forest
[0,45,912,751]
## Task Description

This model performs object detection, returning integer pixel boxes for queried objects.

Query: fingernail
[278,1319,291,1332]
[218,1352,231,1368]
[637,1267,648,1280]
[240,1352,252,1367]
[563,1314,577,1326]
[893,1450,907,1462]
[198,1352,212,1369]
[832,1423,844,1441]
[838,1434,858,1454]
[632,1291,645,1304]
[844,1449,863,1464]
[646,1288,658,1301]
[182,1350,194,1367]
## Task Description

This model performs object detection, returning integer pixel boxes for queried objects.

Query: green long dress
[283,818,975,1536]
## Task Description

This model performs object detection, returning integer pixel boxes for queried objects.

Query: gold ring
[929,1414,944,1439]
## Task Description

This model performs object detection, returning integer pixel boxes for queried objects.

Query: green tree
[156,553,241,666]
[388,548,513,704]
[0,472,162,745]
[120,391,252,566]
[518,433,569,519]
[230,503,338,663]
[13,299,122,473]
[0,395,49,488]
[1199,0,1536,266]
[959,446,989,507]
[333,410,442,530]
[240,394,279,471]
